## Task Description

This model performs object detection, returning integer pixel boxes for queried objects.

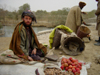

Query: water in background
[0,26,53,37]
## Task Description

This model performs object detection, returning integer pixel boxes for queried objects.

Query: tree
[0,22,3,28]
[12,10,19,20]
[88,10,96,18]
[18,3,30,14]
[0,4,7,21]
[35,10,48,16]
[82,10,96,19]
[35,10,48,20]
[50,7,70,16]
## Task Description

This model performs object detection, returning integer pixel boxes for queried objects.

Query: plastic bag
[0,63,45,75]
[58,56,91,75]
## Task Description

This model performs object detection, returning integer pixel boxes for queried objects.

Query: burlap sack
[52,28,62,49]
[0,50,23,64]
[52,28,70,49]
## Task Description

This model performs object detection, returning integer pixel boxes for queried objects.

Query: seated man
[9,10,47,61]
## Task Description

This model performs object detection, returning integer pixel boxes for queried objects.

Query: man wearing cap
[9,10,47,61]
[94,0,100,46]
[65,1,87,33]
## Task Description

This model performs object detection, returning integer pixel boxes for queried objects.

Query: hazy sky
[0,0,98,12]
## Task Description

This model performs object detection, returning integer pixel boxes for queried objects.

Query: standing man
[94,0,100,46]
[9,10,47,61]
[65,1,87,33]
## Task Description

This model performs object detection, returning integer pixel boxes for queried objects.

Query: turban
[79,1,86,7]
[21,10,37,22]
[96,0,99,1]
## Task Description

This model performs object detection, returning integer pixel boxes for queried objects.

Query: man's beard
[23,21,32,27]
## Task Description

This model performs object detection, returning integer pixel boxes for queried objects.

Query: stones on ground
[95,56,100,64]
[82,37,90,43]
[59,52,63,55]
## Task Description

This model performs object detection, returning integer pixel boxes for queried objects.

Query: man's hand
[28,56,33,61]
[81,12,87,14]
[82,21,87,25]
[76,26,80,33]
[31,48,37,55]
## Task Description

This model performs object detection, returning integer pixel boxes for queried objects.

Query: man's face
[22,16,32,26]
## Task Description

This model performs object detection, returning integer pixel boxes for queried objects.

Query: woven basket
[52,28,69,49]
[61,34,85,55]
[77,26,91,39]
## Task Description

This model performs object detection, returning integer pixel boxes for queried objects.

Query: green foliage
[0,9,8,20]
[82,10,96,19]
[7,12,14,19]
[18,3,30,14]
[35,10,48,20]
[48,15,67,26]
[88,10,96,18]
[35,10,48,16]
[47,8,69,26]
[0,3,97,27]
[51,7,70,16]
[12,10,19,20]
[0,22,3,28]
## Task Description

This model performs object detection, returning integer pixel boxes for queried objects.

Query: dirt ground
[0,23,100,75]
[38,23,100,75]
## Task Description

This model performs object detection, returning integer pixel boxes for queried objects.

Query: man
[94,0,100,46]
[9,10,47,61]
[65,1,87,33]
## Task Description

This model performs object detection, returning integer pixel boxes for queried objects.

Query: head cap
[21,10,37,22]
[79,1,86,7]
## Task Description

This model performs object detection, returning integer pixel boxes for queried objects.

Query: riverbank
[0,26,53,37]
[0,23,100,75]
[1,20,56,28]
[1,17,96,28]
[0,27,5,36]
[37,23,100,75]
[0,37,11,53]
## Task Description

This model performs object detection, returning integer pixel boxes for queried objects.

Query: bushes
[0,22,3,29]
[47,15,67,27]
[0,4,96,27]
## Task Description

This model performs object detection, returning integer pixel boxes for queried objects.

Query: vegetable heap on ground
[60,57,82,75]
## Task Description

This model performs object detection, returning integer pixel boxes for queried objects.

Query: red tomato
[68,65,73,69]
[65,67,69,71]
[60,65,64,70]
[64,63,68,67]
